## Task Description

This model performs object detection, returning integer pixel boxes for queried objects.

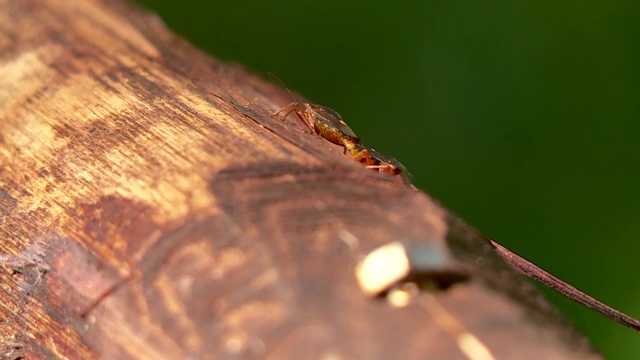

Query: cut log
[0,0,600,358]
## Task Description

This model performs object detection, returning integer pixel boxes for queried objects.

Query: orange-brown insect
[366,148,413,185]
[273,89,372,165]
[272,77,412,185]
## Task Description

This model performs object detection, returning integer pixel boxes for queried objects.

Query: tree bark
[0,0,600,359]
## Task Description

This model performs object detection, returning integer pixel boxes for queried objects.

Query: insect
[366,147,413,185]
[274,98,374,166]
[271,78,413,184]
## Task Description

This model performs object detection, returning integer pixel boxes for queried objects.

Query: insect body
[275,101,373,165]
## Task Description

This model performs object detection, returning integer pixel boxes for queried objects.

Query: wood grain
[0,0,601,358]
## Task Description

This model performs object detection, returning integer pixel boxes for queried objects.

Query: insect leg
[274,102,314,132]
[274,102,299,117]
[351,148,373,165]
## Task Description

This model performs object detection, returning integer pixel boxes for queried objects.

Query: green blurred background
[135,1,640,357]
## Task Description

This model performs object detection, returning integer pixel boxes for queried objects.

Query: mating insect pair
[273,88,412,185]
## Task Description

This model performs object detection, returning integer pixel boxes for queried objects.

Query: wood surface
[0,0,602,358]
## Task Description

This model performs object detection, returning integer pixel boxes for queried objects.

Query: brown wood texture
[0,0,601,359]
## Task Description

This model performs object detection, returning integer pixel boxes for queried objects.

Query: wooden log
[0,0,601,358]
